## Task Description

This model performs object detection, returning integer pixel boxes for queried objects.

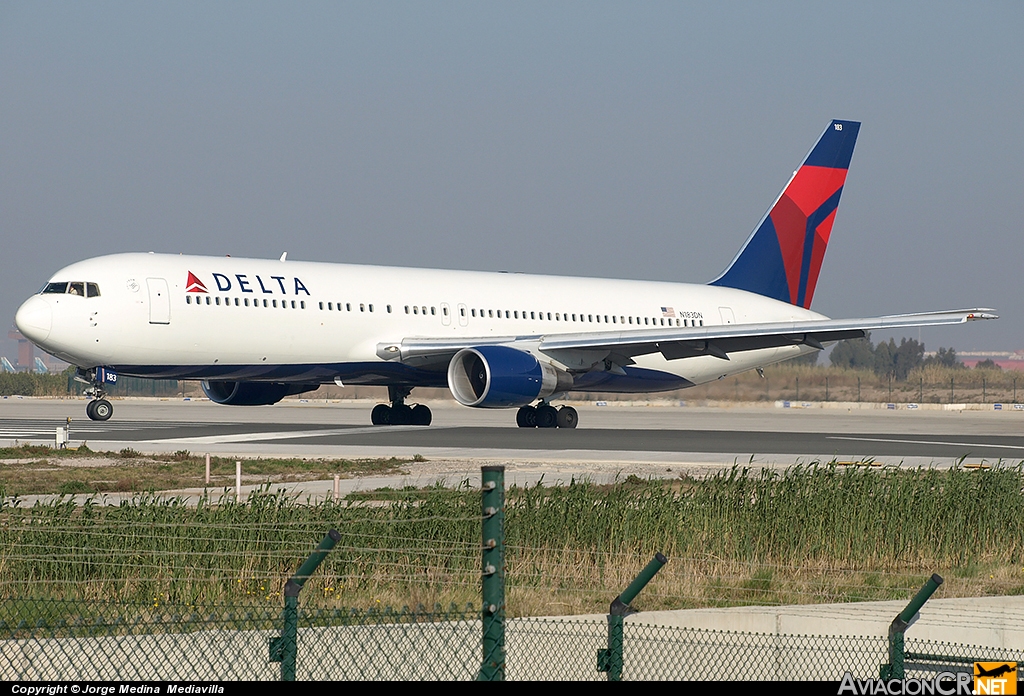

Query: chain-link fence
[2,598,1022,681]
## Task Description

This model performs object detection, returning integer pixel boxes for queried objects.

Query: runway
[3,397,1023,466]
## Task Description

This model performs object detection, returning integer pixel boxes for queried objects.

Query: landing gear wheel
[516,405,537,428]
[390,403,413,425]
[410,404,432,426]
[371,404,391,425]
[90,399,113,421]
[556,406,578,429]
[86,400,97,420]
[536,404,558,429]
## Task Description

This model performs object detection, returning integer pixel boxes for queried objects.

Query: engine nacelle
[447,346,573,408]
[202,381,319,406]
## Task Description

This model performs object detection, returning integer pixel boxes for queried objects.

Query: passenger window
[369,304,374,312]
[346,303,351,311]
[215,297,221,306]
[405,306,410,314]
[471,309,476,317]
[235,298,240,306]
[186,296,191,305]
[432,307,437,316]
[488,310,493,318]
[42,282,68,294]
[443,306,449,316]
[414,306,419,314]
[301,301,306,309]
[207,297,212,305]
[421,306,427,315]
[531,312,535,319]
[360,304,365,312]
[459,307,465,316]
[386,305,391,313]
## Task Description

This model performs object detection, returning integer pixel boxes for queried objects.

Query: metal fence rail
[3,599,1022,681]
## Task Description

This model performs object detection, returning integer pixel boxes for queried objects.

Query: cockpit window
[40,281,101,297]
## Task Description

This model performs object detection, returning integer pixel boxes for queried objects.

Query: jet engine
[201,381,319,406]
[447,346,573,408]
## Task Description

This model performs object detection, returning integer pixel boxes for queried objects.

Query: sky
[2,2,1022,362]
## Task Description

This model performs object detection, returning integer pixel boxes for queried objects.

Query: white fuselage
[17,252,825,392]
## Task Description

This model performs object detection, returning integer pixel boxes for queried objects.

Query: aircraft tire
[536,404,558,429]
[556,406,578,429]
[391,403,413,425]
[86,400,97,420]
[371,404,391,425]
[516,405,536,428]
[410,404,432,426]
[91,399,113,421]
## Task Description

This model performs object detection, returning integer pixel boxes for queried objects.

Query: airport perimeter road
[3,398,1024,468]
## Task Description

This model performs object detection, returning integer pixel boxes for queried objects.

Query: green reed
[2,464,1021,610]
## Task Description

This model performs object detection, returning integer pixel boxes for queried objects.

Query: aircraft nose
[15,295,52,344]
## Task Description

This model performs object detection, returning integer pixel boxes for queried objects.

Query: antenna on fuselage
[280,252,287,262]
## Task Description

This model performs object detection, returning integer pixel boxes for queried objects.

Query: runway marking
[828,436,1024,451]
[145,425,440,445]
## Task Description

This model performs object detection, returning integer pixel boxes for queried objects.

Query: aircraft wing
[378,308,997,370]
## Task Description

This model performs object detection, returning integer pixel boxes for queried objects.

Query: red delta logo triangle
[185,272,208,293]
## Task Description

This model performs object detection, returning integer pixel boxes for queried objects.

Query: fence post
[597,553,668,681]
[478,465,505,681]
[269,529,340,681]
[879,573,943,679]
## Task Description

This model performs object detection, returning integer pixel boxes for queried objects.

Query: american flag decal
[661,306,676,318]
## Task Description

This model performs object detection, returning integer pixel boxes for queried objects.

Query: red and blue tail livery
[711,119,860,309]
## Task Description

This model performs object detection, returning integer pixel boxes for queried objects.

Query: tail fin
[710,119,860,308]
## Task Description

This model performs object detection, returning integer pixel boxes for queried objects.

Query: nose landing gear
[76,368,114,421]
[370,386,432,426]
[516,402,578,429]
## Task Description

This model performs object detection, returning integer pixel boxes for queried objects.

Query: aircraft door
[440,303,452,326]
[719,307,735,325]
[147,278,171,324]
[457,303,469,327]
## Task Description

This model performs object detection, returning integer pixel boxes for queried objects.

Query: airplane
[14,119,996,426]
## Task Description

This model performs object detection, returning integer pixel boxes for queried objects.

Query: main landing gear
[516,402,578,429]
[371,386,432,426]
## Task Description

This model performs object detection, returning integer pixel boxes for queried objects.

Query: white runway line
[828,435,1024,450]
[144,424,442,445]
